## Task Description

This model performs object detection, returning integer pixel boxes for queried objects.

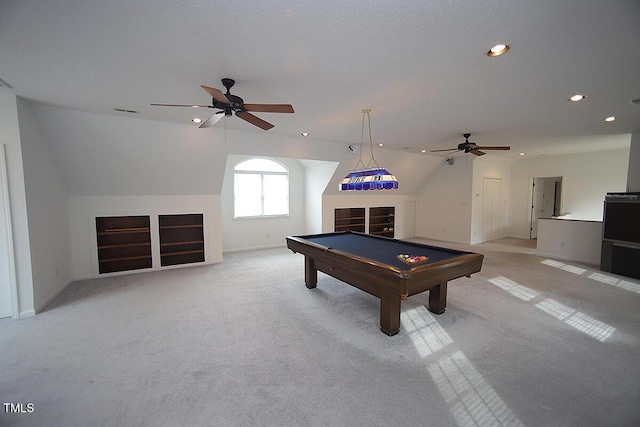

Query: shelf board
[160,240,204,247]
[159,224,204,230]
[98,228,150,235]
[99,255,152,263]
[98,242,151,249]
[161,250,204,257]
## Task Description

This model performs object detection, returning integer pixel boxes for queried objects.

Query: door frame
[528,174,565,239]
[0,144,19,319]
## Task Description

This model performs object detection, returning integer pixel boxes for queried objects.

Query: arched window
[234,158,289,218]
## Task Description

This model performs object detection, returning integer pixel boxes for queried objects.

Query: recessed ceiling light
[378,143,384,147]
[487,44,510,57]
[519,152,525,156]
[192,118,202,123]
[301,132,309,137]
[421,149,426,153]
[569,94,587,102]
[603,116,616,122]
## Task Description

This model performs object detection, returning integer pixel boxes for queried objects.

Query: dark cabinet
[334,208,365,233]
[369,206,395,238]
[159,214,205,266]
[96,216,152,274]
[601,194,640,279]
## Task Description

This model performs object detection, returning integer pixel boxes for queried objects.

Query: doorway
[530,176,563,239]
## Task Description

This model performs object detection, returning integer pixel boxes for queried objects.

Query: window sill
[233,215,290,220]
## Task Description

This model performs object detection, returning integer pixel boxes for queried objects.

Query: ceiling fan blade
[199,111,225,129]
[477,146,511,150]
[470,149,486,156]
[430,148,459,152]
[151,103,212,108]
[201,85,230,104]
[243,104,295,113]
[236,111,274,130]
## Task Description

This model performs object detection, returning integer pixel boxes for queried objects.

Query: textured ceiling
[1,0,639,158]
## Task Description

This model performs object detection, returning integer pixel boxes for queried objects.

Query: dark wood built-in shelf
[96,216,152,274]
[369,206,395,238]
[334,208,366,233]
[159,214,205,266]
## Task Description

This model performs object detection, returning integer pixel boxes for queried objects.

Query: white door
[0,145,16,318]
[481,178,502,242]
[403,201,416,238]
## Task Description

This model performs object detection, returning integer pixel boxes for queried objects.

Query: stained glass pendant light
[340,109,398,191]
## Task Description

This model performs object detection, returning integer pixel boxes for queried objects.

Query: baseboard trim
[413,235,471,246]
[223,243,287,253]
[36,278,75,314]
[19,309,35,318]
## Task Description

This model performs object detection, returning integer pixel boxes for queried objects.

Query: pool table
[286,231,484,336]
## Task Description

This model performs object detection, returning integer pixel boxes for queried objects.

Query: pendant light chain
[354,109,367,171]
[363,108,381,169]
[338,108,398,191]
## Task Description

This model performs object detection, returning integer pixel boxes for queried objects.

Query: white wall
[302,160,338,234]
[509,149,629,239]
[221,155,306,252]
[69,195,223,279]
[416,157,474,244]
[30,104,229,195]
[536,219,602,265]
[16,98,72,312]
[0,91,34,317]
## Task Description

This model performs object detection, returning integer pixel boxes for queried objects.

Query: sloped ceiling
[1,0,639,160]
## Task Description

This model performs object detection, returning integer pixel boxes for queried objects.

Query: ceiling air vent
[630,98,640,106]
[113,108,139,114]
[0,77,13,89]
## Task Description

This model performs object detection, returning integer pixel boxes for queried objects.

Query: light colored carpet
[1,240,639,426]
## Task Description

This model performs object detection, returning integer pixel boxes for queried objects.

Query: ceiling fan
[431,133,511,157]
[151,78,294,130]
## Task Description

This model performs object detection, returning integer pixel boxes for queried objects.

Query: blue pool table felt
[302,233,464,271]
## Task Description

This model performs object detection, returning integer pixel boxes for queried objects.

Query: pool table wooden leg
[304,256,318,289]
[380,288,401,336]
[428,282,447,314]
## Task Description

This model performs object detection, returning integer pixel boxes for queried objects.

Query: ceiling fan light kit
[340,109,398,191]
[151,78,294,131]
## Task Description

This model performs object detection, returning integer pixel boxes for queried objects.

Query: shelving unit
[334,208,365,233]
[369,206,395,238]
[96,216,152,274]
[159,214,205,267]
